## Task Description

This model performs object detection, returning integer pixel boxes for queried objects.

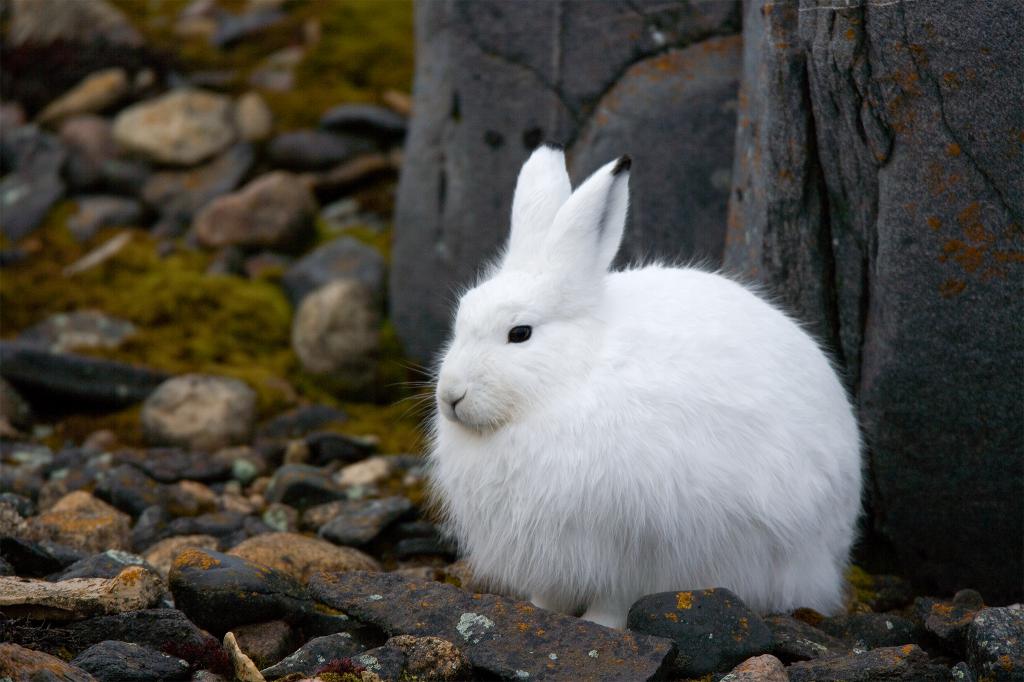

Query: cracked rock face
[390,0,742,361]
[724,0,1023,604]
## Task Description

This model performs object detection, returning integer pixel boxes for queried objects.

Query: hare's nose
[442,387,467,409]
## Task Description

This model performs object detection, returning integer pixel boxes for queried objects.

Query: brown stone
[0,566,163,620]
[228,532,380,584]
[143,535,220,579]
[386,635,469,681]
[28,491,131,553]
[38,68,128,126]
[0,643,95,682]
[787,645,949,682]
[725,654,790,681]
[194,172,316,251]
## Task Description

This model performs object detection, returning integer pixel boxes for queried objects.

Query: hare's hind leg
[581,596,631,629]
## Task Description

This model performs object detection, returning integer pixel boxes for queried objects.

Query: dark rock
[319,104,407,143]
[257,404,348,441]
[141,144,254,233]
[212,8,284,48]
[0,557,13,576]
[0,341,167,409]
[67,196,144,241]
[0,166,65,242]
[786,645,950,682]
[168,548,313,635]
[309,153,397,201]
[58,115,120,192]
[965,606,1024,682]
[352,645,406,681]
[50,549,151,581]
[72,640,190,681]
[281,237,385,307]
[130,505,170,552]
[627,588,772,677]
[391,0,742,361]
[0,536,74,577]
[115,448,233,484]
[264,464,346,512]
[309,570,674,681]
[0,608,217,659]
[0,642,94,682]
[193,171,317,252]
[393,535,456,561]
[94,464,166,517]
[385,634,470,682]
[765,614,851,663]
[260,632,367,680]
[318,496,413,547]
[1,123,67,174]
[819,612,921,651]
[848,569,916,613]
[165,511,250,545]
[952,661,976,682]
[267,130,376,171]
[725,0,1024,603]
[914,589,985,653]
[305,432,377,467]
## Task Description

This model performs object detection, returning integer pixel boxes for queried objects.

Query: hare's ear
[504,145,572,270]
[545,155,630,277]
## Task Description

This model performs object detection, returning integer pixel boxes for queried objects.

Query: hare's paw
[581,597,630,630]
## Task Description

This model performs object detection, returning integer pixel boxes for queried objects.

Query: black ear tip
[545,142,565,151]
[611,154,632,176]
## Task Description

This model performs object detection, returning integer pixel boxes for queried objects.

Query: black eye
[507,325,532,343]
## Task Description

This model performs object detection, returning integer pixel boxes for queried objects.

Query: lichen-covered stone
[787,645,949,682]
[317,496,412,547]
[765,614,851,662]
[913,589,985,654]
[627,588,772,677]
[309,570,674,681]
[386,634,469,681]
[143,535,220,579]
[228,532,380,584]
[965,605,1024,682]
[819,612,921,651]
[722,654,789,682]
[28,491,132,554]
[259,633,367,680]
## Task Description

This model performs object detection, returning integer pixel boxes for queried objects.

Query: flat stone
[787,645,949,682]
[0,341,167,409]
[627,588,773,677]
[38,68,129,126]
[267,130,375,171]
[317,496,412,547]
[28,491,132,554]
[264,464,346,512]
[50,550,151,581]
[966,605,1024,682]
[0,537,77,578]
[309,570,675,681]
[765,613,852,662]
[114,447,233,484]
[113,89,235,166]
[0,642,94,682]
[72,640,190,681]
[228,532,380,584]
[319,104,407,143]
[67,197,144,241]
[0,165,65,242]
[305,432,376,467]
[168,548,313,635]
[259,632,366,680]
[913,589,985,653]
[0,566,163,620]
[819,612,921,651]
[257,405,348,441]
[335,456,392,488]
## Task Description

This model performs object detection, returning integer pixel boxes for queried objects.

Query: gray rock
[67,197,144,241]
[0,126,66,240]
[291,280,380,388]
[391,0,741,361]
[72,641,190,682]
[0,341,167,409]
[141,374,257,452]
[309,570,674,681]
[193,171,316,251]
[267,129,376,171]
[113,90,236,166]
[319,104,407,143]
[913,589,985,654]
[765,614,851,662]
[264,464,346,512]
[317,496,413,547]
[627,588,772,677]
[50,550,151,581]
[724,0,1024,603]
[965,605,1024,682]
[19,310,136,353]
[281,236,385,307]
[786,645,949,682]
[819,612,921,651]
[94,464,167,517]
[260,632,366,680]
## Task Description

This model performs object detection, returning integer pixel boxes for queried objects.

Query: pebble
[235,92,273,142]
[143,534,220,579]
[49,549,151,581]
[819,612,921,651]
[259,632,366,680]
[112,89,236,166]
[319,103,407,144]
[281,236,385,307]
[257,404,348,441]
[291,280,380,386]
[28,491,132,553]
[336,455,393,488]
[627,588,773,677]
[0,565,163,620]
[914,589,985,653]
[317,496,413,547]
[38,67,129,126]
[142,374,257,451]
[0,643,94,682]
[67,196,145,241]
[722,654,790,682]
[267,129,375,171]
[386,634,470,681]
[264,464,346,511]
[765,613,852,662]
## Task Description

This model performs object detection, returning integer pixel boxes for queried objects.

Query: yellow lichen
[676,592,693,610]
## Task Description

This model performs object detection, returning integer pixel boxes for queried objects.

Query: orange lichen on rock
[174,548,222,571]
[676,592,693,610]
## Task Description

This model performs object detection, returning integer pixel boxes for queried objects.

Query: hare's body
[431,147,862,628]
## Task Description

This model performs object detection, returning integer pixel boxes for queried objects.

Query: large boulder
[724,0,1023,602]
[391,0,742,361]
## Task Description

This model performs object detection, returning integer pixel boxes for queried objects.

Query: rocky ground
[1,1,1022,681]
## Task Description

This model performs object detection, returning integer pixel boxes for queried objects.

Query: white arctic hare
[430,145,862,629]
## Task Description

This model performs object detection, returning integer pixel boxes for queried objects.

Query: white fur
[430,147,862,629]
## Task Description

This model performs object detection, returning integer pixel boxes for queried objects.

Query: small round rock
[142,374,257,451]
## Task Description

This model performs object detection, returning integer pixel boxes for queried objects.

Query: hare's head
[436,146,631,432]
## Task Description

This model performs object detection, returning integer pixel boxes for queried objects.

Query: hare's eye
[507,325,532,344]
